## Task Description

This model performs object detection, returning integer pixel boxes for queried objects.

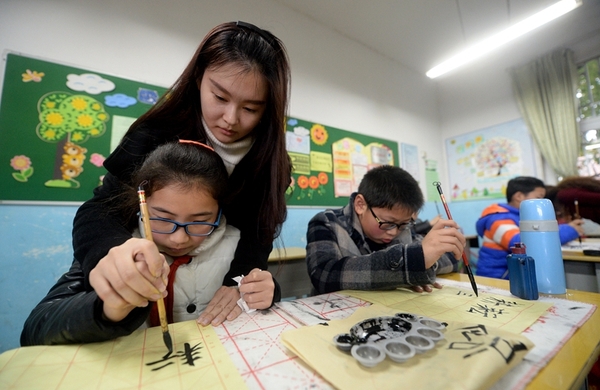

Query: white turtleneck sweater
[203,119,254,176]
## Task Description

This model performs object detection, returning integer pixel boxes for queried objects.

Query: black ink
[312,298,344,309]
[448,325,529,363]
[481,296,518,308]
[146,342,203,371]
[290,301,329,321]
[458,324,488,341]
[468,303,505,318]
[456,290,474,298]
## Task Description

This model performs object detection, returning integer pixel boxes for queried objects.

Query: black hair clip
[236,21,277,48]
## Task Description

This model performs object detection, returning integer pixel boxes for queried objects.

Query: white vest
[133,216,240,324]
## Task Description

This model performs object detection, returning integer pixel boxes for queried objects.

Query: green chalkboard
[0,52,168,202]
[285,117,399,207]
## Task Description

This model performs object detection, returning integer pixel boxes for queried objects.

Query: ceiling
[274,0,600,79]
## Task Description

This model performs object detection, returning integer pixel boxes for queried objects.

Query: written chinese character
[468,303,505,318]
[448,324,528,363]
[480,296,518,308]
[146,342,203,371]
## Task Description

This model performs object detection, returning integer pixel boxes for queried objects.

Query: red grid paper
[213,293,370,390]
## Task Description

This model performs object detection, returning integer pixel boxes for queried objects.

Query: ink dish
[333,312,445,367]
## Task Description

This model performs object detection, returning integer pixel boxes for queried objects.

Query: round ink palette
[333,312,446,367]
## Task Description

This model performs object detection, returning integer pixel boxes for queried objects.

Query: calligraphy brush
[433,181,478,296]
[574,199,583,246]
[138,184,173,354]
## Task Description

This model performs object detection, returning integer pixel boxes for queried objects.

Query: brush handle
[433,181,478,296]
[574,200,583,245]
[138,188,171,342]
[433,182,470,266]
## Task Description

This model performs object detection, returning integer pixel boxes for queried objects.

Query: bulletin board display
[285,117,399,207]
[0,52,168,202]
[444,118,537,202]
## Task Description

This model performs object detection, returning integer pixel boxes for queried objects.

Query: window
[576,57,600,177]
[577,56,600,121]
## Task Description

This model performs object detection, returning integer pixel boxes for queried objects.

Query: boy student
[21,141,274,346]
[306,165,462,295]
[476,176,584,279]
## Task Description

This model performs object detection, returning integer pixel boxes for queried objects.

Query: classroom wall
[0,0,550,353]
[437,18,600,185]
[0,0,449,353]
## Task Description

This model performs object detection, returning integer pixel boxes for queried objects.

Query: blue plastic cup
[519,199,566,294]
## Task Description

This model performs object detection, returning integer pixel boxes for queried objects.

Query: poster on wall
[400,142,419,181]
[423,157,440,202]
[285,117,399,206]
[0,52,168,203]
[445,118,536,202]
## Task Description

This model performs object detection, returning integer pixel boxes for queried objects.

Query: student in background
[547,176,600,225]
[306,165,461,295]
[71,21,291,327]
[21,141,271,346]
[476,176,584,279]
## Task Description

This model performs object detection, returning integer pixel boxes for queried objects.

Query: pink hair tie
[178,139,214,152]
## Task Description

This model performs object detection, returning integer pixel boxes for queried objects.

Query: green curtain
[510,49,580,177]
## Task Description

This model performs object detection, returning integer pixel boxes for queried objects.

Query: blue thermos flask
[519,199,566,294]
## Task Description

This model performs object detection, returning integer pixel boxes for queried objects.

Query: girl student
[21,141,263,345]
[71,21,292,327]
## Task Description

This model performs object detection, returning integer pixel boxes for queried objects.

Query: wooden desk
[562,238,600,293]
[2,273,598,389]
[268,247,311,299]
[441,273,600,390]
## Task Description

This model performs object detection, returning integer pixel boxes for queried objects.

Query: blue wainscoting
[0,198,493,353]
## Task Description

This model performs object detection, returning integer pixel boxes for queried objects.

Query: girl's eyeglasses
[368,206,414,231]
[140,209,222,237]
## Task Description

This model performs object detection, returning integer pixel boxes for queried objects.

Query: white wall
[0,0,443,187]
[438,9,600,185]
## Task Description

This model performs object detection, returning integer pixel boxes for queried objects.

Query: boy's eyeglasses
[140,209,222,237]
[368,206,414,231]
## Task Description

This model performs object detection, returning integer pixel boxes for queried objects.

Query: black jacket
[21,259,150,345]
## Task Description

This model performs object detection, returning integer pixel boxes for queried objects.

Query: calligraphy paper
[342,285,552,334]
[281,304,533,390]
[0,320,246,389]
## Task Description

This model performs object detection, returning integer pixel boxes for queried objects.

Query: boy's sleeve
[306,212,438,294]
[20,259,150,346]
[481,215,521,250]
[558,223,579,244]
[433,253,460,275]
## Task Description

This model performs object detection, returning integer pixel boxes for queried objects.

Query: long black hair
[126,21,291,243]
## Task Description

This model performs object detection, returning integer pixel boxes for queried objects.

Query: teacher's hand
[240,268,275,310]
[197,286,242,327]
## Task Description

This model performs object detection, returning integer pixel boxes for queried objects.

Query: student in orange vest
[476,176,583,279]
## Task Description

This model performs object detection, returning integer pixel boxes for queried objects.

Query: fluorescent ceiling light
[426,0,581,79]
[585,142,600,151]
